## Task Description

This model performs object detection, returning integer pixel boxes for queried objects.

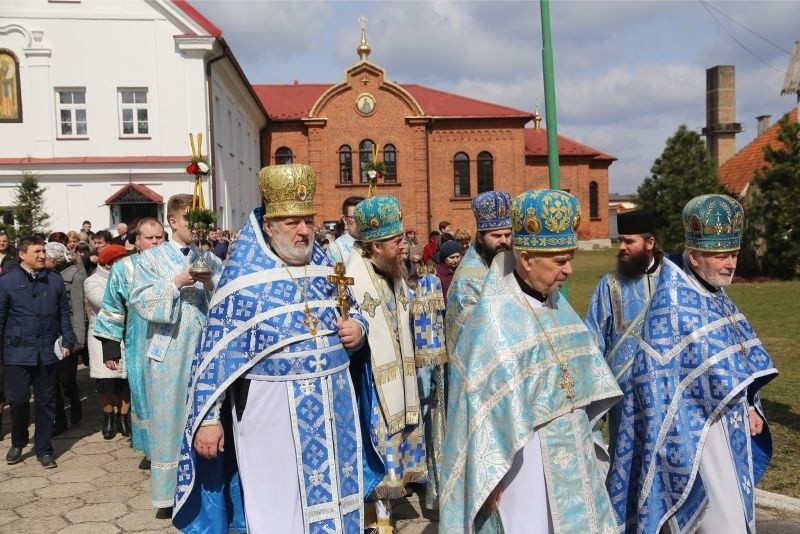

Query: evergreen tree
[635,125,727,252]
[13,172,51,238]
[745,115,800,279]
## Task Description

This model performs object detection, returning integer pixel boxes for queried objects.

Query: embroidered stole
[346,248,419,434]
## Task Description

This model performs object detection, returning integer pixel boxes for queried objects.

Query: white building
[0,0,267,234]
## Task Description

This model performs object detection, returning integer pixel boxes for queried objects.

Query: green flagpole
[540,0,560,190]
[540,0,570,296]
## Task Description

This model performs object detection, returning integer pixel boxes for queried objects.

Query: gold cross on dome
[302,304,320,344]
[559,364,575,399]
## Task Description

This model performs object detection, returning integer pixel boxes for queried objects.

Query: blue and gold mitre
[258,163,317,219]
[354,195,403,243]
[511,189,581,252]
[683,194,744,252]
[471,191,512,231]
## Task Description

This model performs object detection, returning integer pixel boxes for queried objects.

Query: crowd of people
[0,161,779,534]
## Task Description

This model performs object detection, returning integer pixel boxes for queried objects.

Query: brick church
[255,24,614,243]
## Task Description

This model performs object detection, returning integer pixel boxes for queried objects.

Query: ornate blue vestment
[93,254,150,456]
[173,207,366,534]
[607,262,778,533]
[444,244,488,420]
[130,240,223,509]
[585,260,663,457]
[440,252,623,534]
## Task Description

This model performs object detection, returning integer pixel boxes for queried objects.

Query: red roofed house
[257,27,614,243]
[0,0,266,233]
[719,109,798,198]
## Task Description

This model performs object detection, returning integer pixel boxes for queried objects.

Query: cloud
[190,0,333,61]
[189,0,799,194]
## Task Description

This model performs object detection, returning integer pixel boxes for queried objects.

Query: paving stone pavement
[1,365,799,533]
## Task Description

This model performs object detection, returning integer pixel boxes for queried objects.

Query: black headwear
[617,210,656,235]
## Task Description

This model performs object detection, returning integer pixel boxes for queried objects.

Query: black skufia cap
[617,210,656,235]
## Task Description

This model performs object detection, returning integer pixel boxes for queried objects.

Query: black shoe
[138,457,151,470]
[70,400,82,425]
[38,454,57,469]
[6,446,22,464]
[118,414,132,438]
[53,417,68,436]
[155,507,173,519]
[102,413,116,440]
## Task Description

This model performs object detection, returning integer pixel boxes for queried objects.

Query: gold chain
[525,295,576,400]
[285,264,320,345]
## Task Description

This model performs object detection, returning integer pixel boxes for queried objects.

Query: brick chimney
[702,65,742,167]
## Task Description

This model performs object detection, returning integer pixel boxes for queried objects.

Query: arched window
[477,151,493,193]
[275,147,293,164]
[339,145,352,184]
[590,181,599,219]
[383,144,397,183]
[359,139,375,183]
[454,152,470,198]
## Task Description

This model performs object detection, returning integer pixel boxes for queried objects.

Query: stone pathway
[1,365,799,533]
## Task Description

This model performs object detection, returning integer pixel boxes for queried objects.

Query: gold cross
[302,304,320,344]
[327,262,354,317]
[559,364,575,399]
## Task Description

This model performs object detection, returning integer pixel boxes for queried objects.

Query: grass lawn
[569,248,800,499]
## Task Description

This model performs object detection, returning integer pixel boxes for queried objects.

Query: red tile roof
[253,82,611,158]
[524,128,616,161]
[252,84,330,120]
[173,0,222,38]
[719,108,797,196]
[402,84,533,119]
[105,183,164,205]
[252,82,533,121]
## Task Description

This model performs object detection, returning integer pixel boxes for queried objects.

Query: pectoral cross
[327,262,354,317]
[559,364,576,399]
[302,304,320,345]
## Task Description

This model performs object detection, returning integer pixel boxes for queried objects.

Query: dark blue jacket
[0,265,77,366]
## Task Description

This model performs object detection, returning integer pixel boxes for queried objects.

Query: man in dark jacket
[0,232,17,273]
[0,236,76,468]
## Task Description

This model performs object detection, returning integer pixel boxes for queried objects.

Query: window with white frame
[56,88,87,137]
[118,88,149,136]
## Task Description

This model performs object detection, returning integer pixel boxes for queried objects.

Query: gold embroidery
[361,291,381,317]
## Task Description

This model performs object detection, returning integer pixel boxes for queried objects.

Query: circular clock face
[356,93,375,115]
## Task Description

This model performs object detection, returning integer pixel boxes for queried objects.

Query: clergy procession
[0,160,780,534]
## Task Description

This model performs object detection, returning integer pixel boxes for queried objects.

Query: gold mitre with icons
[258,163,317,219]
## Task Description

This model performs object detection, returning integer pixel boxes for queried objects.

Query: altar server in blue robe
[441,189,622,534]
[93,217,165,462]
[173,164,367,534]
[584,210,664,455]
[607,194,778,533]
[129,194,223,514]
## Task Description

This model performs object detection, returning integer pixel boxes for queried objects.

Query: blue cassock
[585,260,663,458]
[607,259,778,533]
[173,207,367,534]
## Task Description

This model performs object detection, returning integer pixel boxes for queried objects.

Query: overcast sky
[189,0,800,194]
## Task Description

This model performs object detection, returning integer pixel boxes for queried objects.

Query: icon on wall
[356,93,375,116]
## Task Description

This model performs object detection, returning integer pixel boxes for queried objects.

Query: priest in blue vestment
[584,210,664,457]
[129,194,223,514]
[347,195,427,532]
[93,217,165,462]
[606,194,779,533]
[173,164,367,534]
[441,189,623,534]
[445,190,512,416]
